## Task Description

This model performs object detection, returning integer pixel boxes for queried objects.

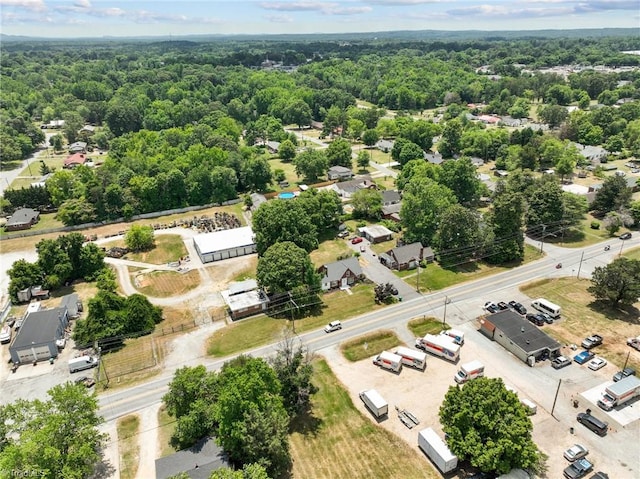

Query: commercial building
[193,226,256,263]
[220,280,269,320]
[479,310,561,366]
[9,307,69,364]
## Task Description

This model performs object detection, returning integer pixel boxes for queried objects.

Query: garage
[9,307,69,365]
[193,226,257,264]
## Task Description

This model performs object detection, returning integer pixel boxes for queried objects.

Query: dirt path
[135,403,161,479]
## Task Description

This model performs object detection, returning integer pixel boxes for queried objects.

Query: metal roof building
[479,310,561,366]
[192,226,256,263]
[9,307,68,365]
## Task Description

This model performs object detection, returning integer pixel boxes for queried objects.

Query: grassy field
[207,283,382,357]
[116,414,140,479]
[340,330,401,362]
[289,359,436,479]
[400,244,543,292]
[1,211,63,238]
[127,235,187,264]
[268,158,300,189]
[134,269,200,297]
[310,238,354,266]
[407,316,449,337]
[520,278,640,373]
[156,405,178,458]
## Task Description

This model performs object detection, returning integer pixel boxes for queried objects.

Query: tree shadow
[588,300,640,325]
[89,456,116,479]
[0,160,25,172]
[440,260,480,273]
[289,408,323,437]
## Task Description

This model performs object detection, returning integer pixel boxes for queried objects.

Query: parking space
[321,320,639,478]
[581,382,640,427]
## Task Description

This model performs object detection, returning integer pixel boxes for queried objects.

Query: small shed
[60,293,83,319]
[9,307,69,364]
[358,225,393,244]
[5,208,40,231]
[221,285,269,320]
[479,310,561,366]
[318,257,363,290]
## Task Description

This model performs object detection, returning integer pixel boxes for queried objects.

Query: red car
[351,237,363,244]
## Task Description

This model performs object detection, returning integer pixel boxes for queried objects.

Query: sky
[0,0,638,38]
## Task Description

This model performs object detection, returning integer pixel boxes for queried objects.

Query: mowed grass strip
[289,359,435,479]
[116,414,140,479]
[341,330,401,362]
[156,405,178,458]
[521,277,640,372]
[134,269,200,297]
[127,234,187,264]
[408,316,448,337]
[207,284,381,357]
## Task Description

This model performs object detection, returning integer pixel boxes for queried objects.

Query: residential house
[249,193,267,212]
[379,242,434,271]
[494,170,508,179]
[68,141,87,153]
[358,225,393,243]
[327,165,354,181]
[376,139,394,153]
[381,203,402,222]
[30,172,53,188]
[330,175,377,199]
[5,208,40,231]
[310,120,323,130]
[470,157,484,167]
[318,257,363,291]
[477,114,500,125]
[424,152,443,165]
[265,141,280,154]
[500,116,524,127]
[64,153,87,168]
[573,143,609,165]
[381,190,401,206]
[155,437,229,479]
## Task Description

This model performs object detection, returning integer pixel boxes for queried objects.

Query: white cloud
[73,0,91,8]
[323,6,372,14]
[260,1,338,11]
[366,0,442,4]
[264,13,294,22]
[0,0,46,12]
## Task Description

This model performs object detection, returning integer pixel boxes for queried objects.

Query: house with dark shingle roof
[318,257,363,291]
[381,203,402,222]
[330,175,377,198]
[5,208,40,231]
[68,141,87,153]
[381,190,401,206]
[155,437,229,479]
[379,242,434,271]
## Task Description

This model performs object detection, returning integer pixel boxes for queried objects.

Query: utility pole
[442,295,450,327]
[540,225,546,253]
[416,262,420,293]
[623,351,630,370]
[576,251,584,279]
[551,378,562,420]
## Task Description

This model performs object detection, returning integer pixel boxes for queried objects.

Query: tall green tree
[439,157,482,205]
[487,188,525,264]
[591,175,632,216]
[401,177,457,245]
[439,377,541,475]
[438,119,463,158]
[293,148,328,182]
[362,129,379,150]
[0,383,106,479]
[297,189,343,231]
[124,224,155,252]
[278,139,296,162]
[211,166,239,204]
[242,156,273,192]
[350,189,383,220]
[325,138,353,168]
[588,258,640,306]
[7,259,43,303]
[257,241,320,294]
[525,179,565,232]
[252,200,318,255]
[434,205,482,264]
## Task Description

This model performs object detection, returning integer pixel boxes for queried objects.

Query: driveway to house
[0,133,53,196]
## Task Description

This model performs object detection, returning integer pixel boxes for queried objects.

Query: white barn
[193,226,257,263]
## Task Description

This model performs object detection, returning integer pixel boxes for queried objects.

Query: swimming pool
[278,192,295,199]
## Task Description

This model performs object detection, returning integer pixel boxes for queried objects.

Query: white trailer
[394,346,427,371]
[416,334,460,362]
[418,427,458,474]
[454,360,485,384]
[373,351,403,372]
[359,389,388,418]
[440,329,465,345]
[598,375,640,411]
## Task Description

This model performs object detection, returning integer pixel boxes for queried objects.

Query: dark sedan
[526,313,545,326]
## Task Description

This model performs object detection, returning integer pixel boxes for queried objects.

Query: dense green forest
[1,33,639,228]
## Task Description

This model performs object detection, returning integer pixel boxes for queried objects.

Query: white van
[531,298,561,319]
[68,355,99,373]
[440,329,464,345]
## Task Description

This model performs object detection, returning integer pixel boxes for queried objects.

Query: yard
[520,277,640,373]
[310,237,354,266]
[126,234,187,264]
[289,359,436,479]
[133,269,201,297]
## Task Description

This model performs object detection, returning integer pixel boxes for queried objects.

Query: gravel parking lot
[320,320,640,478]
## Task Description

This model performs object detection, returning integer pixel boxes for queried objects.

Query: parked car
[574,350,595,365]
[484,301,500,314]
[577,412,608,436]
[613,367,636,382]
[628,336,640,351]
[351,237,363,244]
[74,376,96,388]
[508,301,527,315]
[497,301,509,310]
[324,320,342,333]
[619,232,632,240]
[526,313,545,326]
[564,458,593,479]
[338,231,349,238]
[564,444,589,462]
[581,334,603,349]
[552,356,572,369]
[14,319,23,331]
[587,357,607,371]
[539,312,553,324]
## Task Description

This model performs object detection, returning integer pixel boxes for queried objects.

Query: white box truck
[394,346,427,371]
[440,329,465,345]
[415,334,460,362]
[359,389,388,418]
[418,427,458,474]
[68,355,99,373]
[598,375,640,411]
[454,360,484,384]
[373,351,403,372]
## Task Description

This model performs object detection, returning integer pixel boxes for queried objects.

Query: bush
[590,221,600,229]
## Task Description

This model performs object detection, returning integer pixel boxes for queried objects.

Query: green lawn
[289,359,436,479]
[340,330,401,362]
[310,237,354,266]
[207,283,381,357]
[117,415,140,479]
[268,158,300,190]
[1,211,63,237]
[623,246,640,260]
[407,316,449,337]
[127,234,187,264]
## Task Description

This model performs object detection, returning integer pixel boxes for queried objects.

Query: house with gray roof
[68,141,87,153]
[249,193,267,212]
[318,257,363,291]
[9,307,68,364]
[376,139,394,152]
[424,152,443,165]
[330,175,377,198]
[155,437,228,479]
[381,203,402,222]
[379,242,434,271]
[5,208,40,232]
[381,190,401,206]
[358,225,393,243]
[60,293,83,319]
[327,165,354,181]
[573,143,609,164]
